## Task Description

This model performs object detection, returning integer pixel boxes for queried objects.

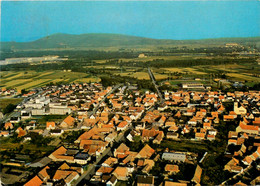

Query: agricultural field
[0,70,100,91]
[0,60,259,92]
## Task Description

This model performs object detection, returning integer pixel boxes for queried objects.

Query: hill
[1,33,260,51]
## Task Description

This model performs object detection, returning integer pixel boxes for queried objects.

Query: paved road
[147,67,164,104]
[220,164,253,185]
[75,125,132,185]
[0,90,43,125]
[73,147,111,185]
[88,84,123,117]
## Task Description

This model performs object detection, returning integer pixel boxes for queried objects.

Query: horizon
[1,1,260,42]
[1,32,260,43]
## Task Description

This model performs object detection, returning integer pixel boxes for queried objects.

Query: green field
[0,70,100,91]
[0,98,23,110]
[1,57,259,92]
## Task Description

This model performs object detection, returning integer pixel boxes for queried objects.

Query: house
[141,128,164,144]
[106,175,118,186]
[60,115,75,128]
[50,129,64,136]
[136,144,155,159]
[224,158,243,173]
[38,166,50,181]
[74,152,91,164]
[138,159,155,174]
[80,140,108,156]
[136,175,154,186]
[105,132,117,142]
[191,165,202,184]
[162,152,186,162]
[114,143,130,159]
[234,102,247,115]
[4,122,13,130]
[236,121,259,135]
[96,166,114,176]
[206,134,215,141]
[48,146,74,163]
[164,181,187,186]
[24,175,43,186]
[195,132,205,140]
[112,166,129,181]
[165,164,180,174]
[166,132,179,140]
[223,115,235,121]
[53,170,79,186]
[29,157,52,168]
[0,131,10,137]
[228,131,238,139]
[16,127,27,137]
[117,121,128,131]
[46,122,55,130]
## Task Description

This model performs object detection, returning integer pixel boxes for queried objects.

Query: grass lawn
[160,140,209,153]
[37,115,67,125]
[0,98,23,110]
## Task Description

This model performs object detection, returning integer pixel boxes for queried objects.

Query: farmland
[0,51,259,92]
[1,61,259,92]
[0,71,100,91]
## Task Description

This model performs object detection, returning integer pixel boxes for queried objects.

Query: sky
[1,1,259,42]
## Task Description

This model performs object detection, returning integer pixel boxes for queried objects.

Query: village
[0,81,260,186]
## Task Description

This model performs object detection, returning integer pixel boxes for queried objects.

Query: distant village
[0,82,260,186]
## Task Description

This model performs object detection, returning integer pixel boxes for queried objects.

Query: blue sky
[1,1,259,42]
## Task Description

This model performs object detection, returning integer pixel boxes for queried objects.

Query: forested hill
[1,33,260,51]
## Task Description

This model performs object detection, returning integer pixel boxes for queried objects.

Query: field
[0,98,24,110]
[1,58,259,92]
[0,70,100,91]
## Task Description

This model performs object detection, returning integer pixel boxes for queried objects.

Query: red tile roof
[24,175,43,186]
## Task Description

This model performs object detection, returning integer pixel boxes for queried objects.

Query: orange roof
[38,166,50,180]
[118,121,128,128]
[97,166,114,174]
[25,175,43,186]
[113,166,128,178]
[59,162,70,170]
[142,128,163,138]
[103,157,118,166]
[18,128,27,137]
[53,170,72,180]
[203,123,211,127]
[4,122,13,129]
[62,115,75,126]
[239,122,259,131]
[224,115,235,120]
[165,181,187,186]
[137,144,155,158]
[46,121,55,128]
[192,165,202,184]
[229,111,237,115]
[64,171,79,183]
[115,143,130,154]
[165,164,179,172]
[195,133,205,138]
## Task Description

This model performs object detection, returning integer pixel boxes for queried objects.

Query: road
[220,164,253,185]
[73,147,111,185]
[88,84,123,117]
[75,125,132,185]
[147,67,164,104]
[0,89,43,125]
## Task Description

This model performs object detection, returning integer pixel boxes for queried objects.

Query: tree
[3,103,16,114]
